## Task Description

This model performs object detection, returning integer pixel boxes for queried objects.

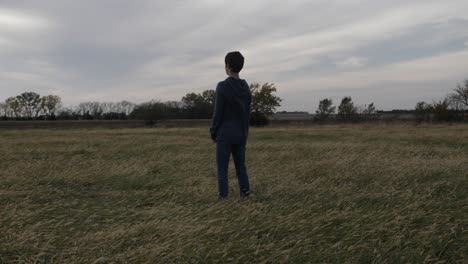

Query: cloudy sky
[1,0,468,111]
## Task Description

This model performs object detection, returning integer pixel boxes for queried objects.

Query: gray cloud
[1,0,468,111]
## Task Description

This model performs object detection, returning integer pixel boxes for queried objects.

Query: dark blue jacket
[210,77,251,144]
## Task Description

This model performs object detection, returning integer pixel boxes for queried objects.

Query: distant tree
[76,103,90,119]
[41,95,62,119]
[16,92,42,119]
[452,80,468,108]
[76,102,103,119]
[181,90,215,119]
[102,112,127,120]
[181,93,200,109]
[99,102,115,114]
[337,96,357,121]
[432,99,451,122]
[250,82,282,126]
[0,102,8,119]
[72,101,135,120]
[362,102,376,115]
[90,102,103,118]
[358,102,378,121]
[201,90,216,106]
[131,100,184,121]
[314,98,335,121]
[118,101,136,116]
[447,94,465,121]
[415,101,433,122]
[57,107,76,120]
[6,97,22,119]
[275,111,309,114]
[129,101,154,121]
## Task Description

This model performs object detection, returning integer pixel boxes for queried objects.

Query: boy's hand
[211,134,217,143]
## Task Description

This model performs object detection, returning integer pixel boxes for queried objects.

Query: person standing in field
[210,51,251,200]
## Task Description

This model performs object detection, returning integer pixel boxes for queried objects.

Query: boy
[210,51,251,200]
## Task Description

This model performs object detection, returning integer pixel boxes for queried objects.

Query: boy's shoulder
[216,78,230,91]
[215,78,249,95]
[217,77,249,86]
[217,79,227,86]
[215,81,225,92]
[218,77,232,85]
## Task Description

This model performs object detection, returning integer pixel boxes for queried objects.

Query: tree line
[0,82,282,125]
[0,92,62,120]
[131,82,281,126]
[314,97,377,122]
[413,80,468,122]
[0,91,137,121]
[313,79,468,122]
[1,78,467,124]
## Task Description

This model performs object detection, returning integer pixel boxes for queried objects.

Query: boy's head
[225,51,244,75]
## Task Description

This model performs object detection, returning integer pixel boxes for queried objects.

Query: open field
[0,125,467,263]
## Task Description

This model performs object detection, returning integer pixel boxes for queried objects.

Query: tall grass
[0,124,467,263]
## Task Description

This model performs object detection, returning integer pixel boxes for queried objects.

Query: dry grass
[0,124,467,263]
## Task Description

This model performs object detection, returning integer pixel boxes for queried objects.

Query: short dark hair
[225,51,244,73]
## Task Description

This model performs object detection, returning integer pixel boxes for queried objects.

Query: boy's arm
[246,91,251,128]
[210,84,225,141]
[247,91,252,118]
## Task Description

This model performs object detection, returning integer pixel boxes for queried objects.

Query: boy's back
[210,77,251,145]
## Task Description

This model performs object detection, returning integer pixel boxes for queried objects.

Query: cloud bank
[1,0,468,111]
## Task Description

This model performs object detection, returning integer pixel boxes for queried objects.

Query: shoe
[240,191,250,199]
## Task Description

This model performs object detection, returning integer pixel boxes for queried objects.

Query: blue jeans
[216,142,250,198]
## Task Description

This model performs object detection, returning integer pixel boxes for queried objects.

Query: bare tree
[76,102,103,118]
[0,102,8,119]
[42,95,62,119]
[114,102,124,114]
[16,92,43,119]
[451,80,468,108]
[90,102,103,118]
[120,101,136,116]
[100,102,115,114]
[76,102,91,117]
[6,97,22,119]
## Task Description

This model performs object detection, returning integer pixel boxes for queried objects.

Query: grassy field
[0,125,467,263]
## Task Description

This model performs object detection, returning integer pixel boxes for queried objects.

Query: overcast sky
[1,0,468,111]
